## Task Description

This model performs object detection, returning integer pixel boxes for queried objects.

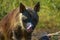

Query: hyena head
[20,2,40,32]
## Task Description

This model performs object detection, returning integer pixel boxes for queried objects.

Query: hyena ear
[34,2,40,12]
[20,3,26,13]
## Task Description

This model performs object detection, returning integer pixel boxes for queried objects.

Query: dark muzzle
[26,22,33,32]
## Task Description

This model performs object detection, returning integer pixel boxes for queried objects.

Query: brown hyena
[0,2,40,40]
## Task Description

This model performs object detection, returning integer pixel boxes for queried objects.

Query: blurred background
[0,0,60,40]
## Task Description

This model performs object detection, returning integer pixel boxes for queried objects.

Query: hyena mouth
[26,22,33,32]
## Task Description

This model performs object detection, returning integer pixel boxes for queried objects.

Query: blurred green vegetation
[0,0,60,40]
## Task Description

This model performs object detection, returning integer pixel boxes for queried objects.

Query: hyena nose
[26,22,33,32]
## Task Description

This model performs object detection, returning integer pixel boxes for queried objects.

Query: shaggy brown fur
[0,7,20,40]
